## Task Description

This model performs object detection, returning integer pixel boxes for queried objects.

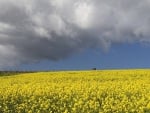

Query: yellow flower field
[0,70,150,113]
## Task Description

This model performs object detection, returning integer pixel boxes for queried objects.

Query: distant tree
[92,68,96,70]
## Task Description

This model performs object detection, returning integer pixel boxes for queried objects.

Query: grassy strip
[0,71,35,76]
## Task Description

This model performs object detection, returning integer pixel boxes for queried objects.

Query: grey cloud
[0,0,150,67]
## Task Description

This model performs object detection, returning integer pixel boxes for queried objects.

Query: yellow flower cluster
[0,70,150,113]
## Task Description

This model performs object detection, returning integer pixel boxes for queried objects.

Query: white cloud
[74,1,94,28]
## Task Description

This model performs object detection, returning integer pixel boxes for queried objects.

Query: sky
[0,0,150,70]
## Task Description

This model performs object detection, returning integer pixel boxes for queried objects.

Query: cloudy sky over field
[1,0,150,70]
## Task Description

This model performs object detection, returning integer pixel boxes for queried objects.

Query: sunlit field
[1,70,150,113]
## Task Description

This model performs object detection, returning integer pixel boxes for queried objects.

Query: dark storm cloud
[0,0,150,67]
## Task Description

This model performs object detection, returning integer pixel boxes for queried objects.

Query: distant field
[0,70,150,113]
[0,71,35,76]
